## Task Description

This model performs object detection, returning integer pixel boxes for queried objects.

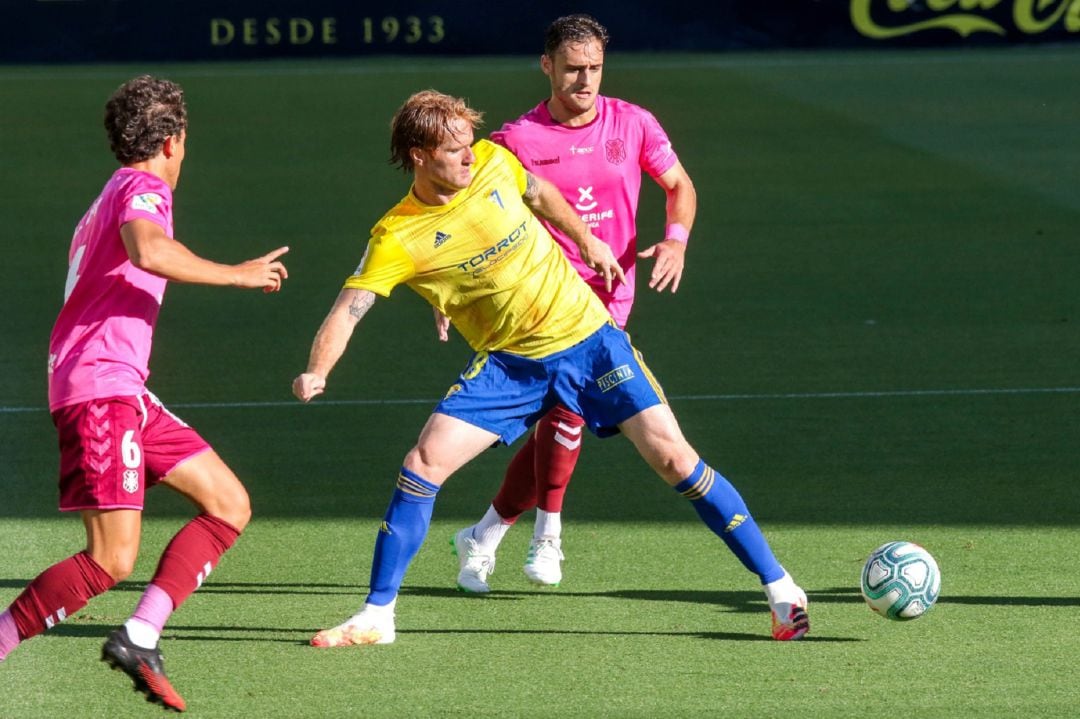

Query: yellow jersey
[344,140,611,358]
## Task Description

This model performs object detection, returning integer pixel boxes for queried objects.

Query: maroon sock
[8,552,115,640]
[150,514,240,609]
[534,405,585,512]
[492,432,539,521]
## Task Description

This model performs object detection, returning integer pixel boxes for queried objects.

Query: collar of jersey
[407,183,470,213]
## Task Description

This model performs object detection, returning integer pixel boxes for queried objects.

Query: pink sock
[131,583,174,634]
[0,609,19,660]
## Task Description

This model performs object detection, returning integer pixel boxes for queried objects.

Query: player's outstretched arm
[638,161,696,293]
[121,219,289,292]
[293,289,376,402]
[521,172,625,291]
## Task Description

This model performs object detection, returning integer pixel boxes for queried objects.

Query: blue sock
[674,460,785,584]
[366,468,440,606]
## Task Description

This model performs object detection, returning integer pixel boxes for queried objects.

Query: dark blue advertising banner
[2,0,1078,63]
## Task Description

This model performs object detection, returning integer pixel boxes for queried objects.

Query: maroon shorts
[52,392,211,512]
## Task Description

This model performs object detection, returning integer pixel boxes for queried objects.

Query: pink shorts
[52,392,211,512]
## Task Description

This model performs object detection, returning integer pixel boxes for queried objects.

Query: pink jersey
[47,168,173,411]
[490,95,678,327]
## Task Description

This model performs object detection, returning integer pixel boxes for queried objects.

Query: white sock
[123,618,161,649]
[534,509,562,541]
[473,504,513,552]
[763,571,799,605]
[358,598,396,620]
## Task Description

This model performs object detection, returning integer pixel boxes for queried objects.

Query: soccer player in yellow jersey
[292,90,809,645]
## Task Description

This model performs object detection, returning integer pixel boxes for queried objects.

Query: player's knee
[216,484,252,532]
[200,479,251,532]
[402,446,447,484]
[645,444,699,485]
[652,458,693,485]
[669,453,700,482]
[93,549,139,582]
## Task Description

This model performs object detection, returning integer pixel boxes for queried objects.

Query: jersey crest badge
[605,139,627,165]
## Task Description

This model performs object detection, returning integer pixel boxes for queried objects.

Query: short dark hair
[104,75,187,164]
[389,90,484,172]
[544,14,610,57]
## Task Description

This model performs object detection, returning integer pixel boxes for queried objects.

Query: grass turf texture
[2,47,1079,716]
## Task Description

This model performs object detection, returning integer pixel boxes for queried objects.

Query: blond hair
[389,90,484,171]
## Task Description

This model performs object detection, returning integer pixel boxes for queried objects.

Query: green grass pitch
[2,47,1079,717]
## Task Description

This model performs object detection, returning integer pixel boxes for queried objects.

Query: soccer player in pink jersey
[0,75,288,711]
[452,14,699,591]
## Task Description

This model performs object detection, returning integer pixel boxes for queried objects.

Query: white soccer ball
[860,541,941,621]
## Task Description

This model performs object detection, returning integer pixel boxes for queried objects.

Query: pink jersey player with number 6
[0,75,289,712]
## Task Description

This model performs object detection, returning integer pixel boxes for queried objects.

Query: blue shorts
[434,323,666,445]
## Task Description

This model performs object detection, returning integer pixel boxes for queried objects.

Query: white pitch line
[1,386,1078,414]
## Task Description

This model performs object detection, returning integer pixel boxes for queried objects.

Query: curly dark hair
[544,14,610,57]
[389,90,483,172]
[104,75,187,164]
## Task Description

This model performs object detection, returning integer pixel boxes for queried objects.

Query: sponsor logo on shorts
[596,364,635,392]
[122,469,139,494]
[444,383,463,399]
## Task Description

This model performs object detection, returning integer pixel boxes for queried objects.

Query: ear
[162,134,178,159]
[410,147,424,167]
[540,53,552,77]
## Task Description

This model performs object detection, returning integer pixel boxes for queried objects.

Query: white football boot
[765,572,809,641]
[523,536,564,586]
[451,528,495,593]
[310,603,396,647]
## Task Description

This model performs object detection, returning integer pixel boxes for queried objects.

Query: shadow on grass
[45,623,851,644]
[30,580,1075,647]
[6,579,1077,609]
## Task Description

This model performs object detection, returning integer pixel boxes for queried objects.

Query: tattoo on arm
[523,172,540,202]
[348,291,375,322]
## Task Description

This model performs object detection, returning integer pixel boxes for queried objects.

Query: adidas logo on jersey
[434,231,451,248]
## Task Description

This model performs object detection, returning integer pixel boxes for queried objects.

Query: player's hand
[638,239,686,293]
[433,308,450,342]
[235,246,290,293]
[579,234,625,292]
[292,372,326,402]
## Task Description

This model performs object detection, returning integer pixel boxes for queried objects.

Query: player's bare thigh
[619,404,700,485]
[81,508,142,581]
[160,450,251,531]
[402,412,500,486]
